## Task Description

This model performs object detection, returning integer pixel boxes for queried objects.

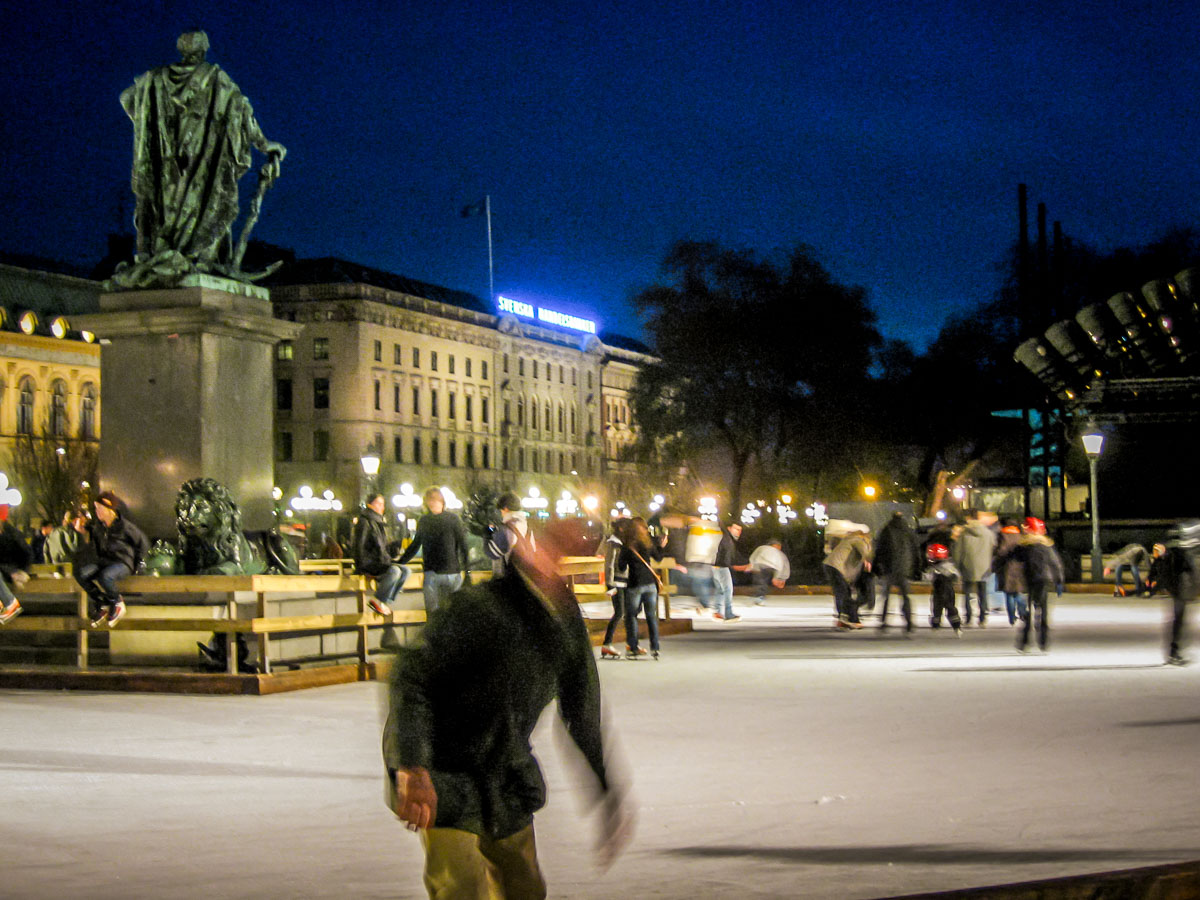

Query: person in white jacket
[748,540,790,605]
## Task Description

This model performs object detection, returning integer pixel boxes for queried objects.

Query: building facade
[268,259,653,521]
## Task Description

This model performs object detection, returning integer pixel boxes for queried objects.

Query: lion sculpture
[175,477,267,575]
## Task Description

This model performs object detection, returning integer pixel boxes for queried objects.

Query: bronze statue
[109,30,286,290]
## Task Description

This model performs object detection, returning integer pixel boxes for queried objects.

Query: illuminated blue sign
[497,295,596,335]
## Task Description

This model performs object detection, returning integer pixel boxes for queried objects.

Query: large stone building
[266,258,654,521]
[0,262,103,522]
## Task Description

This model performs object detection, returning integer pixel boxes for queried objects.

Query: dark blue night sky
[3,0,1198,347]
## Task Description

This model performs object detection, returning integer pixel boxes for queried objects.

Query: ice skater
[924,543,961,635]
[1159,521,1199,666]
[1013,517,1065,653]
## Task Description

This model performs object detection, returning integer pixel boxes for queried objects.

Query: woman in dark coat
[992,519,1028,625]
[618,518,665,659]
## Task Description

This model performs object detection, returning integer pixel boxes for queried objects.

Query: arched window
[80,383,98,439]
[50,380,69,437]
[531,398,539,431]
[558,403,564,433]
[17,377,35,436]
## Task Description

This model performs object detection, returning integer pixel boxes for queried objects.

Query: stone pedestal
[72,278,302,540]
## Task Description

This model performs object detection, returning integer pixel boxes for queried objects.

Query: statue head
[176,477,244,573]
[176,30,210,64]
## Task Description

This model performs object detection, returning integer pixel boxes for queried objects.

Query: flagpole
[485,194,494,303]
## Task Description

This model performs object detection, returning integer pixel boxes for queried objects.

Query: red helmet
[926,543,949,562]
[1023,516,1046,535]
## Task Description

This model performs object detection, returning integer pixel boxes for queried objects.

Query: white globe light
[299,485,313,499]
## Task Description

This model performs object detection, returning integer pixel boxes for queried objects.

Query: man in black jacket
[73,491,150,627]
[397,488,471,615]
[874,511,919,632]
[353,493,410,616]
[384,531,632,897]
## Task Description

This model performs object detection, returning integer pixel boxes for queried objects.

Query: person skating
[383,529,632,898]
[953,508,996,626]
[924,543,962,635]
[748,539,789,606]
[992,519,1028,625]
[0,505,32,625]
[711,521,748,622]
[73,491,150,628]
[824,525,872,629]
[1159,521,1200,666]
[485,492,536,578]
[598,518,629,659]
[353,493,411,616]
[619,518,665,659]
[873,511,919,632]
[396,488,471,615]
[1105,543,1149,597]
[1013,517,1065,653]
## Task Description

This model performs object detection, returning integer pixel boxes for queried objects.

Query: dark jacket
[0,523,33,582]
[80,515,150,573]
[1157,546,1197,601]
[619,542,663,590]
[1014,534,1065,587]
[873,517,919,580]
[383,568,608,839]
[992,529,1028,594]
[353,508,392,576]
[396,511,469,575]
[713,529,739,569]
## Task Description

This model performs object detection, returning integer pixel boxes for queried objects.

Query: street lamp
[360,450,381,504]
[1082,429,1106,584]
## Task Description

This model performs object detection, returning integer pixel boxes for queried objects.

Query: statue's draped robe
[114,61,267,287]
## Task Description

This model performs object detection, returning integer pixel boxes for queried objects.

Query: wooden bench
[557,556,678,619]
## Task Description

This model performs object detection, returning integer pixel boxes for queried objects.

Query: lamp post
[360,450,381,505]
[1082,429,1105,584]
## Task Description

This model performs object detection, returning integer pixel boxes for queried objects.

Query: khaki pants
[420,824,546,899]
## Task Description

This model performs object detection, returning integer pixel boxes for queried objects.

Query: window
[413,348,420,368]
[532,361,538,380]
[559,452,565,474]
[412,436,422,464]
[558,404,564,433]
[374,380,381,410]
[465,359,471,377]
[393,435,403,463]
[276,340,294,361]
[394,384,401,413]
[587,371,593,389]
[571,405,577,434]
[531,401,538,431]
[532,451,539,473]
[276,378,292,411]
[502,447,509,470]
[482,361,488,379]
[373,340,382,362]
[313,337,329,360]
[431,390,439,418]
[431,438,439,466]
[275,431,293,462]
[449,393,456,419]
[519,359,524,376]
[572,453,578,471]
[517,397,524,426]
[482,444,490,469]
[80,383,97,440]
[545,403,551,431]
[465,443,474,468]
[465,396,473,422]
[545,450,552,472]
[50,380,68,437]
[571,367,577,385]
[449,440,457,467]
[559,365,564,383]
[504,400,510,424]
[313,429,330,461]
[394,344,403,365]
[503,353,509,374]
[431,351,438,372]
[518,448,525,471]
[448,355,455,375]
[412,387,420,416]
[482,397,490,424]
[313,377,330,410]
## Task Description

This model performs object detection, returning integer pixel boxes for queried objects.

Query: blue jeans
[687,563,715,609]
[423,572,463,615]
[712,567,735,618]
[75,562,131,607]
[1004,591,1026,624]
[0,576,15,607]
[624,583,659,652]
[374,565,412,606]
[1114,564,1144,593]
